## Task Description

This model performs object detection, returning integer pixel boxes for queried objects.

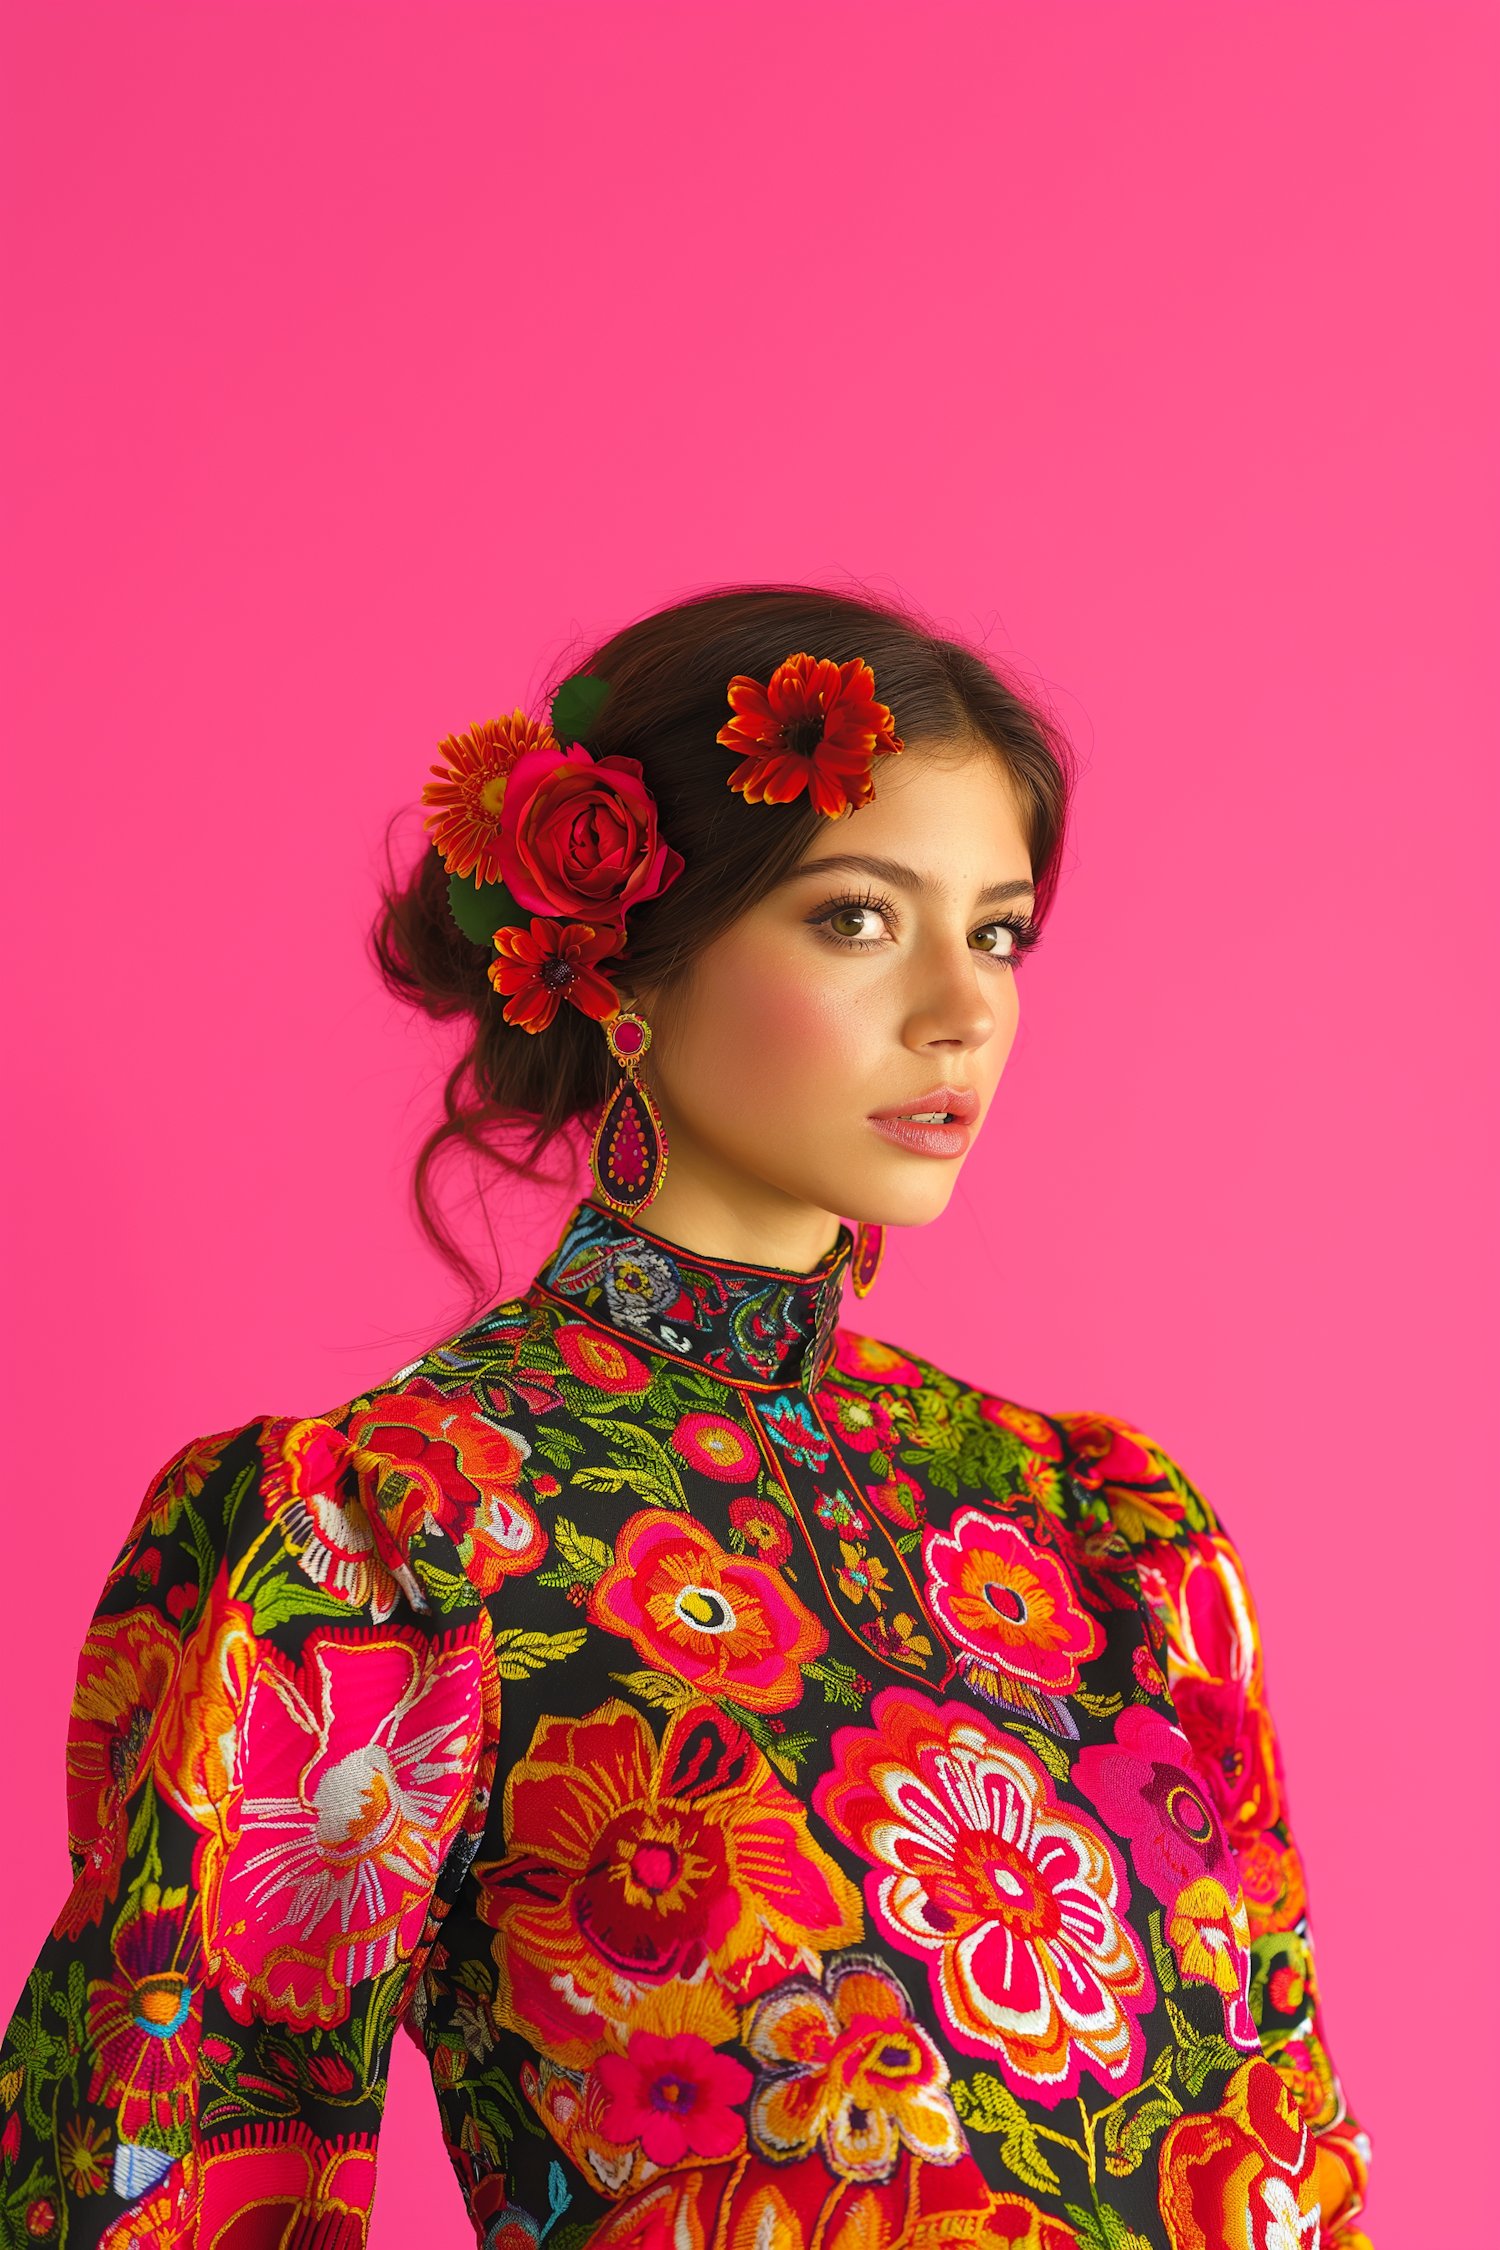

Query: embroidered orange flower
[719,654,903,818]
[423,713,557,883]
[489,918,620,1032]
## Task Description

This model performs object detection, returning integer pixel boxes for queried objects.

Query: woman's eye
[970,922,1017,957]
[828,905,886,941]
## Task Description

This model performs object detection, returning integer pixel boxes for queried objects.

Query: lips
[868,1086,979,1160]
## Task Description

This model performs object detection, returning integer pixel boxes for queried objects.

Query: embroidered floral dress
[0,1205,1371,2250]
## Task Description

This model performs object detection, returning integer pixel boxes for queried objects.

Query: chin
[841,1163,968,1230]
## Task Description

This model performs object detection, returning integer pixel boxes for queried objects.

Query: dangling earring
[591,1013,669,1219]
[851,1222,885,1298]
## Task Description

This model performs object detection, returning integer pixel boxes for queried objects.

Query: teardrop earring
[590,1013,669,1219]
[851,1222,885,1297]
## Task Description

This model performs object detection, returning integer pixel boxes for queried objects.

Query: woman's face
[632,741,1036,1267]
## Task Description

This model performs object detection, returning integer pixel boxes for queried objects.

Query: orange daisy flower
[489,918,621,1033]
[718,654,903,818]
[423,712,558,883]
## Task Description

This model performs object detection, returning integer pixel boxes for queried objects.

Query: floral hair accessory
[489,918,621,1032]
[499,742,683,928]
[421,672,684,1035]
[718,653,903,818]
[422,712,554,887]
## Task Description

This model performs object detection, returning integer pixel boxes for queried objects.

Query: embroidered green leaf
[949,2073,1061,2195]
[1103,2085,1181,2176]
[535,1516,614,1591]
[530,1427,586,1474]
[547,2225,602,2250]
[573,1416,688,1509]
[1148,1908,1178,1995]
[1007,1724,1073,1781]
[764,1734,817,1784]
[412,1556,482,1615]
[1165,1995,1240,2095]
[492,1627,588,1681]
[611,1667,697,1713]
[249,1571,361,1635]
[893,1530,922,1554]
[218,1460,258,1542]
[640,1360,736,1428]
[719,1700,817,1783]
[803,1657,866,1709]
[1074,1689,1124,1719]
[1063,2206,1156,2250]
[472,2064,548,2139]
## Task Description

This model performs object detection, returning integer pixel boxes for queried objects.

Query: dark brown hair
[375,584,1073,1289]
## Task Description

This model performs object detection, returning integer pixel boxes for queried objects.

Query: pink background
[2,4,1495,2241]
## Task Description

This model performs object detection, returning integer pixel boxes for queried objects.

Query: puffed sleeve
[1069,1416,1373,2246]
[0,1415,500,2249]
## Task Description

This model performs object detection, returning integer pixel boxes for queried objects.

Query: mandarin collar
[534,1202,853,1390]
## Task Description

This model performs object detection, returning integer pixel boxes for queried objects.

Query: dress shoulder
[822,1320,1220,1550]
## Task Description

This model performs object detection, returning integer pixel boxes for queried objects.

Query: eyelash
[808,888,1039,962]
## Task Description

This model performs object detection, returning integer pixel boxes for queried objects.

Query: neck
[596,1153,841,1275]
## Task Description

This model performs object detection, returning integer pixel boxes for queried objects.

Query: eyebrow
[789,852,1036,910]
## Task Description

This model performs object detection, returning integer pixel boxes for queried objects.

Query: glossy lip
[867,1085,980,1159]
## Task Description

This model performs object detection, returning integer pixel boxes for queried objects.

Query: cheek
[661,950,866,1117]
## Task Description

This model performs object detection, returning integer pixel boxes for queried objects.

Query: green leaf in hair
[448,872,531,945]
[550,673,610,748]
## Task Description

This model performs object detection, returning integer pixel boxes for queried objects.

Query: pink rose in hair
[498,743,683,925]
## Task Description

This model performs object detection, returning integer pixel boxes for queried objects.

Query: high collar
[535,1202,853,1390]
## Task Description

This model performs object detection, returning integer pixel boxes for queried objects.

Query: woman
[0,588,1370,2247]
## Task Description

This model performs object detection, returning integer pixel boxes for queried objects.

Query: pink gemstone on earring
[612,1018,645,1057]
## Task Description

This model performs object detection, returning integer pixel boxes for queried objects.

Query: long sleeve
[1114,1446,1372,2247]
[0,1415,499,2248]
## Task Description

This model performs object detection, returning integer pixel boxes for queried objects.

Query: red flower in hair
[499,743,684,925]
[719,654,903,818]
[423,712,558,884]
[489,919,620,1033]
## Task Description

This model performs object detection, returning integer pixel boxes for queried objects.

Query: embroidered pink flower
[595,2031,751,2166]
[921,1508,1103,1695]
[815,1688,1152,2102]
[85,1889,201,2135]
[210,1624,493,2028]
[590,1509,825,1711]
[1072,1706,1233,1906]
[819,1386,901,1455]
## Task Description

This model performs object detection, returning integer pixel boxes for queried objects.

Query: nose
[901,933,1007,1054]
